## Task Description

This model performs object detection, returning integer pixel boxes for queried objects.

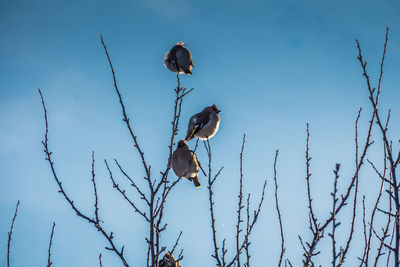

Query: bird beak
[216,109,221,113]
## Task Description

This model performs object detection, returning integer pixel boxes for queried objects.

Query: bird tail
[184,68,193,75]
[192,175,201,188]
[185,126,198,141]
[185,131,194,141]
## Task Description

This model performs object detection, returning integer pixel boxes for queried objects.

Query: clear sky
[1,0,400,266]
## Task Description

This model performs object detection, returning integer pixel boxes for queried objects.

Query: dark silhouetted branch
[39,89,129,266]
[105,160,150,222]
[302,91,376,266]
[244,193,251,267]
[7,200,20,267]
[357,27,399,265]
[273,149,285,267]
[47,222,56,267]
[205,137,267,267]
[99,253,103,267]
[374,176,393,267]
[236,134,246,267]
[100,34,151,180]
[360,195,368,265]
[329,163,341,267]
[205,139,224,266]
[338,109,362,267]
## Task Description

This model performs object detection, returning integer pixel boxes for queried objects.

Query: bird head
[211,104,221,114]
[177,140,189,149]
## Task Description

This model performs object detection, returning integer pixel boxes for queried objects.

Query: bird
[159,252,180,267]
[171,140,200,187]
[164,42,194,75]
[185,104,221,141]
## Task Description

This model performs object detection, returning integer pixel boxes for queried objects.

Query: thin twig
[47,222,56,267]
[273,149,285,267]
[170,231,183,256]
[39,89,129,266]
[236,134,246,267]
[99,253,103,267]
[338,108,362,266]
[105,160,150,222]
[91,151,100,222]
[100,34,151,180]
[329,163,341,267]
[7,200,20,267]
[245,193,251,267]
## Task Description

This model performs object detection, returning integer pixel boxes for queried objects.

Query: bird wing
[175,46,193,72]
[189,151,200,172]
[185,110,210,140]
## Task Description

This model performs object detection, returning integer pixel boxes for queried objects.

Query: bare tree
[38,35,193,266]
[7,26,390,267]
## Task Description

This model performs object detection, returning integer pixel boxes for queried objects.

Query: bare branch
[100,34,151,181]
[236,134,246,267]
[329,163,341,267]
[105,160,149,222]
[114,159,149,206]
[206,140,223,266]
[365,150,388,266]
[357,27,399,265]
[7,200,20,267]
[226,179,267,267]
[245,193,251,267]
[91,151,100,222]
[360,195,368,266]
[338,109,362,266]
[47,222,56,267]
[170,231,183,256]
[305,123,318,232]
[273,149,285,267]
[39,89,129,266]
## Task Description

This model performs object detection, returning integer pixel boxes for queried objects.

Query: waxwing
[159,252,180,267]
[164,42,194,75]
[185,104,221,141]
[171,140,200,187]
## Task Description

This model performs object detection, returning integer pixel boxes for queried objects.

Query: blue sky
[1,0,400,266]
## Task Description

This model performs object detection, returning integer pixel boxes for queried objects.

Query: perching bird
[164,42,194,75]
[159,252,180,267]
[185,104,221,141]
[171,140,200,187]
